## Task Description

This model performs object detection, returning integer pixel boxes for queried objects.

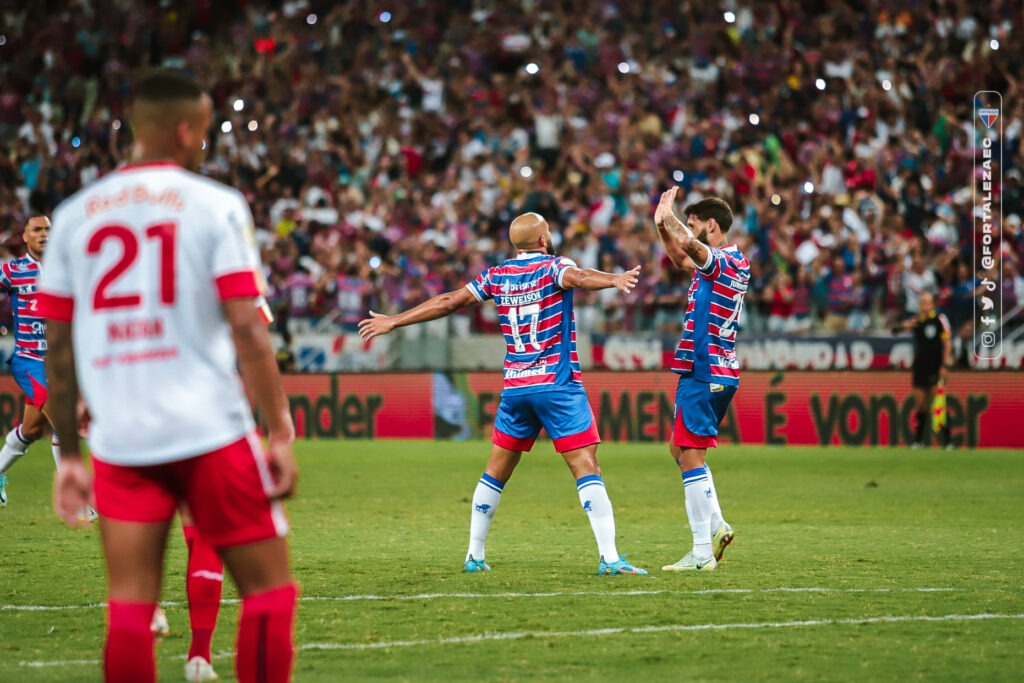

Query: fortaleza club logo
[978,108,999,129]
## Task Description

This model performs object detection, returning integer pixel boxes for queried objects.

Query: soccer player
[359,212,648,576]
[37,70,298,683]
[653,187,750,572]
[898,291,953,449]
[0,216,63,506]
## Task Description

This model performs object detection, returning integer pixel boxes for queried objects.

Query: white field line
[299,613,1024,652]
[16,612,1024,667]
[0,586,962,612]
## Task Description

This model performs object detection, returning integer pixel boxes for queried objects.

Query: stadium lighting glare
[882,79,893,91]
[71,136,81,148]
[617,62,630,74]
[0,35,6,47]
[749,113,760,126]
[202,140,207,151]
[221,121,232,134]
[232,98,244,112]
[379,11,392,23]
[525,62,540,75]
[815,78,826,91]
[248,120,258,132]
[369,256,382,269]
[306,13,317,25]
[771,193,782,205]
[803,181,815,194]
[990,39,1000,51]
[520,166,534,179]
[724,11,736,23]
[111,119,121,131]
[672,170,685,182]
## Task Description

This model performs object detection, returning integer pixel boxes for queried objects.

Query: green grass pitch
[0,440,1022,682]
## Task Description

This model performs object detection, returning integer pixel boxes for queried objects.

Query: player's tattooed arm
[655,187,710,269]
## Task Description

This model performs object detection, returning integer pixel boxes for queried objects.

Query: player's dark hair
[132,70,204,105]
[684,197,734,233]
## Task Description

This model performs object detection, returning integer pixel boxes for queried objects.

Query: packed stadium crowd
[1,0,1022,339]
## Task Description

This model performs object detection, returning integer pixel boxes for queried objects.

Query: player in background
[653,188,750,572]
[359,212,648,576]
[897,291,953,449]
[37,70,298,683]
[0,216,69,508]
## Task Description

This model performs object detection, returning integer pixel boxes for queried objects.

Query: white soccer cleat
[185,656,219,681]
[150,606,169,638]
[662,551,718,572]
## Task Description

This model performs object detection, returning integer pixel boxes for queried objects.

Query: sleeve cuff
[36,292,74,321]
[215,271,261,301]
[697,248,715,272]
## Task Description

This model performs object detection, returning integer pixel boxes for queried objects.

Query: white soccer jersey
[38,161,263,465]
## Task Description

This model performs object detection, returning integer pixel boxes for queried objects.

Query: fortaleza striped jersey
[0,254,46,360]
[672,244,751,386]
[467,252,581,393]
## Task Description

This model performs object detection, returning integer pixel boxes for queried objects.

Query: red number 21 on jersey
[87,222,177,311]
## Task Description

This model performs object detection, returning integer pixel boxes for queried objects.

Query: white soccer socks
[682,467,714,560]
[0,426,31,474]
[576,475,620,563]
[466,473,504,561]
[703,463,725,531]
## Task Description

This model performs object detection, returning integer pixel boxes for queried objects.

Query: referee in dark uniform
[900,292,953,448]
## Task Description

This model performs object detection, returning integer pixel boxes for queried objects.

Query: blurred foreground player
[38,70,298,683]
[654,188,750,572]
[360,212,647,575]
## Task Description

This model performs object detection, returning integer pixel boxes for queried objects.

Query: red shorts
[673,410,718,450]
[92,432,289,549]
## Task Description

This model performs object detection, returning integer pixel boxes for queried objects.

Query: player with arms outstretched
[654,188,750,572]
[37,70,298,683]
[360,212,647,575]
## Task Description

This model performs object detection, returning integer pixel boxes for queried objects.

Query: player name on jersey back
[467,252,583,393]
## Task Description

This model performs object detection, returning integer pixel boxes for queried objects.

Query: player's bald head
[509,213,550,250]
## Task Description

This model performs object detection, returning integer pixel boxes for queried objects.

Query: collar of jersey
[515,251,548,259]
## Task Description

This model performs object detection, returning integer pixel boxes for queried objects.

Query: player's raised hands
[613,265,642,293]
[358,311,396,341]
[654,186,679,228]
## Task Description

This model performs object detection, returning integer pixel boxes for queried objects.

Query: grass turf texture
[0,440,1022,682]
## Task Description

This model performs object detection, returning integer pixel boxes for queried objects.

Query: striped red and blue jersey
[0,255,46,360]
[672,244,750,386]
[467,252,581,394]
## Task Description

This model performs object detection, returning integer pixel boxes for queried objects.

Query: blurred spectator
[0,0,1021,343]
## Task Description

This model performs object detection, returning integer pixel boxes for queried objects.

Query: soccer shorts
[912,365,940,389]
[10,355,48,408]
[673,374,737,449]
[92,432,289,550]
[492,387,600,453]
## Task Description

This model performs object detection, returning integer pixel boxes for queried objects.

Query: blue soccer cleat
[0,474,7,507]
[598,554,648,576]
[464,556,491,573]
